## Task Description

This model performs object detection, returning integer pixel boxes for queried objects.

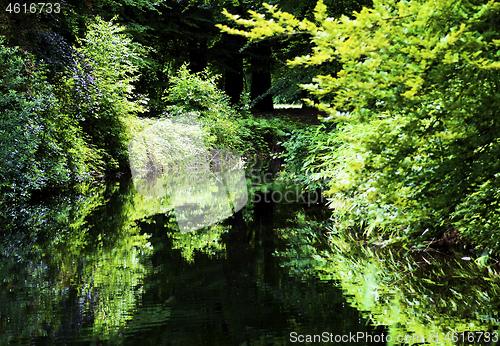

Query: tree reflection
[281,224,500,345]
[0,181,154,344]
[0,164,398,346]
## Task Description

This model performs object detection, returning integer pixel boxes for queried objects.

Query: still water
[0,164,385,346]
[1,163,500,345]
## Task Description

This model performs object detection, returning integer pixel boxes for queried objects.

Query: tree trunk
[250,42,274,112]
[223,36,244,105]
[187,38,207,73]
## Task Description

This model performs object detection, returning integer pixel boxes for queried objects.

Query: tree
[0,15,147,200]
[75,16,146,171]
[217,0,500,252]
[218,35,245,104]
[0,37,94,199]
[214,0,373,110]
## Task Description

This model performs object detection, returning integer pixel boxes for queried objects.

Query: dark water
[0,168,387,346]
[3,164,500,346]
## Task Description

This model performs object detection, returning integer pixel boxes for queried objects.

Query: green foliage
[219,0,500,253]
[275,124,337,190]
[169,224,231,264]
[0,180,155,343]
[164,64,233,118]
[277,217,329,277]
[163,64,298,155]
[0,37,94,200]
[276,214,500,344]
[237,113,295,154]
[77,16,146,114]
[315,231,500,345]
[75,16,146,171]
[163,64,245,151]
[0,16,148,199]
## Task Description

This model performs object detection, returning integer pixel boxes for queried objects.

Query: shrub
[237,114,293,154]
[75,16,146,171]
[276,124,336,190]
[0,37,93,200]
[164,65,304,156]
[0,17,147,199]
[163,64,245,152]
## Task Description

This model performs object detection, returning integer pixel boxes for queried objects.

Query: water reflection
[283,225,500,346]
[3,165,498,345]
[0,183,153,344]
[165,150,247,233]
[0,169,383,345]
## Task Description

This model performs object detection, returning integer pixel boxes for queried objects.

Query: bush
[276,124,336,190]
[0,37,93,200]
[164,65,305,156]
[163,65,246,152]
[0,17,147,199]
[75,16,146,171]
[237,114,295,154]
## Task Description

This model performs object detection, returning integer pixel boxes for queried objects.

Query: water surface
[2,167,500,345]
[0,171,385,345]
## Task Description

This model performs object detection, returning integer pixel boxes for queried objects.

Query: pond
[1,160,500,345]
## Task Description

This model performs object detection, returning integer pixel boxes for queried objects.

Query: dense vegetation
[2,0,500,257]
[218,0,500,258]
[3,1,500,341]
[0,2,302,200]
[1,15,149,199]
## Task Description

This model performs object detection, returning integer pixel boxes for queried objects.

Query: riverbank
[250,108,498,266]
[3,133,499,345]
